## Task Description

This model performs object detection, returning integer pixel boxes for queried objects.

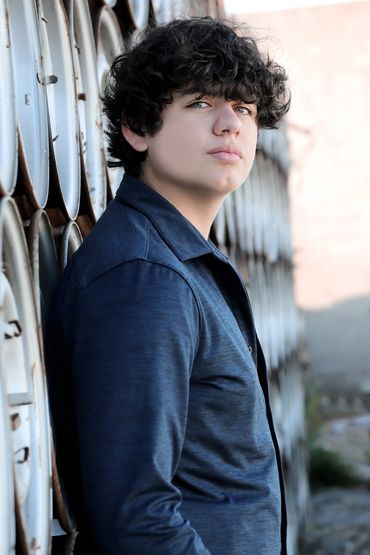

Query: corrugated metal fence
[0,1,307,553]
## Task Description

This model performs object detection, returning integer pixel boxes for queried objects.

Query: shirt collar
[115,174,228,263]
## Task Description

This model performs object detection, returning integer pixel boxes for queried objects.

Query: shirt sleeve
[63,259,211,555]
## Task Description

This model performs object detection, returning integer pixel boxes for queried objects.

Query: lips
[207,145,243,160]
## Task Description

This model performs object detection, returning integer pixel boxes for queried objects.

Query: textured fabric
[46,174,287,555]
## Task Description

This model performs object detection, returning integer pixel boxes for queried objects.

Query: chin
[213,178,242,194]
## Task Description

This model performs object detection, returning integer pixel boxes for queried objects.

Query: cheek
[158,132,197,166]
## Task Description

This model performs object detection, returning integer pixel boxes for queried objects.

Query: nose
[213,104,242,135]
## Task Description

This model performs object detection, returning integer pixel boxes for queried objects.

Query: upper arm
[64,260,204,551]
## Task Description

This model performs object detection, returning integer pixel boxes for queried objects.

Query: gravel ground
[306,488,370,555]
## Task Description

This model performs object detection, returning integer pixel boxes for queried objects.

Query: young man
[47,17,290,555]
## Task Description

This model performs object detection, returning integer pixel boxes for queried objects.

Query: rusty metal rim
[67,0,107,222]
[0,196,52,555]
[37,0,81,220]
[7,0,49,208]
[0,0,18,196]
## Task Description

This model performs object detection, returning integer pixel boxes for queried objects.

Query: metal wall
[0,1,306,554]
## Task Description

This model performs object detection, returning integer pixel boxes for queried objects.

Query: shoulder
[69,197,186,288]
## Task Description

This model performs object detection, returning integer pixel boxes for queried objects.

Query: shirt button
[248,345,253,354]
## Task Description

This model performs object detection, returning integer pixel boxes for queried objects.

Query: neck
[139,176,225,240]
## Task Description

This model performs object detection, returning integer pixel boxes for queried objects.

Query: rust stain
[30,537,40,550]
[4,3,11,48]
[10,412,21,431]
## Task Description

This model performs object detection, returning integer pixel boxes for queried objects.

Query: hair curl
[102,17,290,178]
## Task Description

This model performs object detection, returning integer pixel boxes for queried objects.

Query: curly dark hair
[102,17,290,178]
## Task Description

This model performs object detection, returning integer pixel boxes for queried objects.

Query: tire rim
[0,197,52,555]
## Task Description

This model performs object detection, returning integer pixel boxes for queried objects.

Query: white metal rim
[7,0,49,208]
[96,5,125,196]
[127,0,149,30]
[0,197,52,555]
[151,0,172,24]
[213,201,226,247]
[233,184,246,253]
[0,355,15,555]
[68,0,107,221]
[38,0,81,220]
[252,154,263,256]
[96,6,125,91]
[223,193,237,246]
[0,0,17,196]
[60,221,83,270]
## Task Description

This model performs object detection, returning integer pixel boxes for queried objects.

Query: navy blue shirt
[47,174,287,555]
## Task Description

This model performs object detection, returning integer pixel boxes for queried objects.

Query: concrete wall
[239,2,370,390]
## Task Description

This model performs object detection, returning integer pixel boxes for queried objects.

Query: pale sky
[224,0,368,14]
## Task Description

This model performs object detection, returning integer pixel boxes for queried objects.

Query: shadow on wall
[302,293,370,398]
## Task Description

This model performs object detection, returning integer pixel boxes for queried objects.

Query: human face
[140,92,258,199]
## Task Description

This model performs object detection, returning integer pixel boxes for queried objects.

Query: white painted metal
[38,0,81,220]
[127,0,150,30]
[8,0,49,208]
[151,0,172,23]
[96,5,125,196]
[0,337,15,555]
[0,0,17,196]
[0,197,52,555]
[60,221,83,270]
[252,153,263,256]
[223,190,237,247]
[234,181,247,252]
[213,200,226,248]
[244,169,255,255]
[67,0,107,221]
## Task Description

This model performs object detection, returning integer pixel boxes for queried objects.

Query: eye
[234,105,255,116]
[187,100,210,109]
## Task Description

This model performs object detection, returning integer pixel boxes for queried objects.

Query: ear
[121,125,148,152]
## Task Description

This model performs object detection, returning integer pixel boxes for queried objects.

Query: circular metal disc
[0,345,15,555]
[0,197,52,555]
[96,5,125,196]
[151,0,172,24]
[38,0,81,220]
[68,0,107,221]
[8,0,49,208]
[127,0,149,30]
[0,0,17,196]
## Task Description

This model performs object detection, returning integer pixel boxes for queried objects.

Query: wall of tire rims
[0,0,307,554]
